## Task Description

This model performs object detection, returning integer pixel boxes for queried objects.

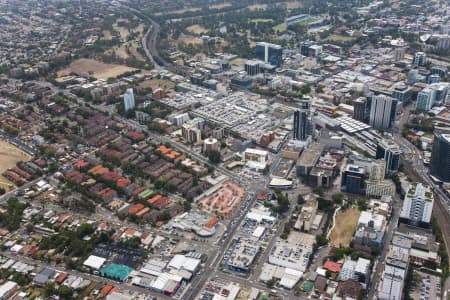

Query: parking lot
[411,271,441,300]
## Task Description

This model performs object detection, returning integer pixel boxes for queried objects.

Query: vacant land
[210,3,232,9]
[330,207,360,247]
[285,1,304,9]
[177,33,204,45]
[139,79,176,90]
[247,4,268,10]
[113,18,131,39]
[57,59,137,80]
[0,140,32,190]
[186,24,208,35]
[102,30,112,40]
[155,7,201,16]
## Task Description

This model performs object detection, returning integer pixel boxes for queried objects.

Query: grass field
[57,59,137,80]
[330,207,360,247]
[186,24,208,35]
[0,140,32,191]
[273,23,287,32]
[249,18,273,24]
[139,79,176,90]
[324,34,354,42]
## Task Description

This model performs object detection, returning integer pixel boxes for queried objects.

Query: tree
[208,150,221,163]
[331,193,344,205]
[266,277,277,287]
[357,198,368,211]
[297,194,305,205]
[57,286,73,299]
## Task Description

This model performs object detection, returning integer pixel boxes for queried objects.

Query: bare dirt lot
[139,79,176,90]
[177,33,204,45]
[209,3,231,9]
[0,140,32,190]
[57,59,137,80]
[330,207,360,247]
[285,1,304,9]
[247,4,268,10]
[186,24,208,35]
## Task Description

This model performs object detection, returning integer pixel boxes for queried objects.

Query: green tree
[57,286,73,299]
[208,150,221,163]
[332,193,344,205]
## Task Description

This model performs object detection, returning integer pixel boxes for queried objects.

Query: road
[117,2,170,69]
[367,193,402,300]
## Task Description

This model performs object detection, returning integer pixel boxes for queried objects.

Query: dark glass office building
[430,133,450,182]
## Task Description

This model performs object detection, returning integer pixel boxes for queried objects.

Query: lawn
[249,18,273,24]
[273,23,287,33]
[323,34,354,42]
[330,207,360,247]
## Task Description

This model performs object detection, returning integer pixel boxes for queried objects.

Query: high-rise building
[353,97,366,122]
[366,95,398,130]
[203,137,219,153]
[416,83,450,111]
[413,52,427,66]
[431,66,448,78]
[293,98,313,141]
[394,47,405,61]
[255,42,283,67]
[376,139,401,174]
[300,41,315,57]
[428,74,441,84]
[123,88,135,111]
[368,160,386,181]
[416,88,434,111]
[400,182,434,227]
[391,83,412,105]
[430,133,450,182]
[244,60,261,76]
[341,165,366,195]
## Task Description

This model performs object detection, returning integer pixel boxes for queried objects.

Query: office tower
[430,132,450,182]
[428,74,441,84]
[407,69,419,85]
[413,52,427,66]
[376,139,401,174]
[182,123,202,144]
[300,41,315,57]
[416,87,434,111]
[341,165,366,195]
[431,66,448,78]
[353,97,366,122]
[367,95,398,130]
[244,60,261,76]
[400,182,434,227]
[255,42,282,67]
[416,83,450,111]
[391,83,412,105]
[123,88,135,111]
[293,98,313,141]
[394,47,405,61]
